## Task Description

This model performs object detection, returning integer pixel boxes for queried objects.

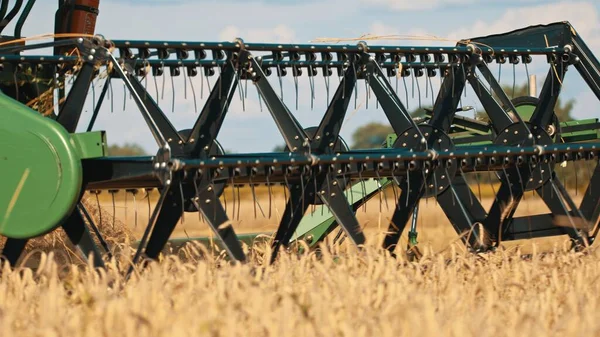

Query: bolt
[206,199,211,203]
[333,181,338,186]
[87,55,94,61]
[204,146,209,150]
[166,179,171,185]
[90,49,96,55]
[305,235,314,244]
[331,192,336,197]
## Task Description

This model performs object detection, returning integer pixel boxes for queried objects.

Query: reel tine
[153,71,160,106]
[78,202,112,259]
[277,64,284,100]
[122,82,126,111]
[188,67,198,113]
[109,189,118,230]
[108,77,115,113]
[403,75,409,110]
[249,174,266,219]
[171,68,175,112]
[161,63,166,100]
[364,73,369,109]
[183,64,187,100]
[325,64,330,103]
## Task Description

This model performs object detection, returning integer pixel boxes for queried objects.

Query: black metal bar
[61,208,105,268]
[0,0,22,34]
[313,64,356,152]
[77,202,112,258]
[143,186,183,260]
[56,62,95,132]
[468,67,516,134]
[366,58,423,137]
[270,181,312,263]
[123,67,183,150]
[476,63,526,126]
[126,184,170,279]
[428,66,468,132]
[14,0,35,39]
[186,61,238,156]
[529,65,567,128]
[192,181,246,262]
[571,30,600,101]
[436,175,488,245]
[382,176,423,252]
[249,56,308,152]
[1,238,27,267]
[317,179,366,246]
[108,54,169,148]
[86,77,110,132]
[483,171,527,241]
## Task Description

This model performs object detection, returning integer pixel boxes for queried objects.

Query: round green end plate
[0,93,82,239]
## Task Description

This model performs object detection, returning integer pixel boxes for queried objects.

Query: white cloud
[219,24,297,43]
[361,0,546,11]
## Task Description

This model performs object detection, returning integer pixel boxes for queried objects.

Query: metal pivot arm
[468,63,523,134]
[364,55,425,140]
[186,60,238,156]
[121,61,184,151]
[312,63,357,152]
[249,55,309,152]
[56,62,95,132]
[61,207,106,268]
[108,54,170,149]
[529,64,567,128]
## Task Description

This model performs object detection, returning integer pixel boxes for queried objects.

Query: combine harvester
[2,0,600,274]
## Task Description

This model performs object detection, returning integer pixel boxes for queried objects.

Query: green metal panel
[289,178,388,245]
[71,131,108,159]
[0,91,82,239]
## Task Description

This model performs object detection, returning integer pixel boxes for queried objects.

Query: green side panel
[0,91,82,239]
[71,131,108,159]
[290,179,388,245]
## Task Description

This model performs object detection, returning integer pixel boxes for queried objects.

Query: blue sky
[7,0,600,153]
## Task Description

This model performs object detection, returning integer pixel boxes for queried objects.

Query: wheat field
[1,186,598,337]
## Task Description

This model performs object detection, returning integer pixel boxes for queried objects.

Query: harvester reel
[394,125,457,198]
[177,129,227,213]
[3,1,600,274]
[493,122,554,191]
[284,126,351,205]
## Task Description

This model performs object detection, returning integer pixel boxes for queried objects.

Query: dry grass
[0,186,597,336]
[1,243,600,337]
